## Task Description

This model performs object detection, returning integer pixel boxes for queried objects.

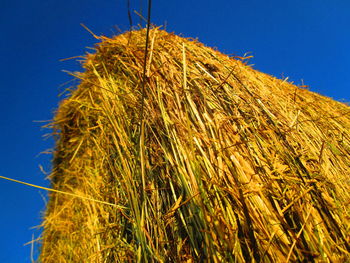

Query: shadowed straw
[40,28,350,262]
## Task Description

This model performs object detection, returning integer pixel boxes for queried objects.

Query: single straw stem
[0,175,124,208]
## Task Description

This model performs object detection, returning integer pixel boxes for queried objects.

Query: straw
[40,28,350,262]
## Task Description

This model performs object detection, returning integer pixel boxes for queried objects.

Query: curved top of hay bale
[41,28,350,262]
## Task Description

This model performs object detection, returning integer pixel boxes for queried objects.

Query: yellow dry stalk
[40,28,350,262]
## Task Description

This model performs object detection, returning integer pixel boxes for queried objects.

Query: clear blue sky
[0,1,349,262]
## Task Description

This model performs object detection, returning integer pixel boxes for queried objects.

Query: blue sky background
[0,1,349,262]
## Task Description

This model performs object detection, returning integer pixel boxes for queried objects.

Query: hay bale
[40,28,350,262]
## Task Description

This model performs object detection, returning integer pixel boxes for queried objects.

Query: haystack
[40,28,350,262]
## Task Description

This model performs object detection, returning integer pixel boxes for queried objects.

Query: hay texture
[40,29,350,262]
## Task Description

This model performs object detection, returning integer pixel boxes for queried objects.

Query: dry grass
[40,28,350,262]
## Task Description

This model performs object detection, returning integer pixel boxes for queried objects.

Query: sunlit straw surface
[40,29,350,262]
